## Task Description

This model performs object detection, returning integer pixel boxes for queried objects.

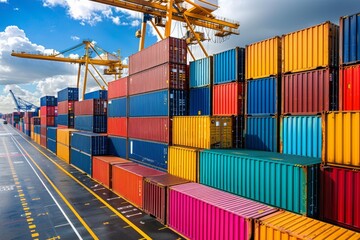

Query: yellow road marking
[158,227,168,231]
[25,212,31,216]
[29,224,36,229]
[31,233,39,238]
[27,218,34,222]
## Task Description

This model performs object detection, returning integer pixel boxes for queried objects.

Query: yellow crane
[11,40,127,99]
[89,0,240,59]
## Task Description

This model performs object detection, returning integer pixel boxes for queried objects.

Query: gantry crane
[89,0,240,59]
[9,90,39,112]
[11,40,127,99]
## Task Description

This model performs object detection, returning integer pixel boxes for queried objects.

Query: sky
[0,0,359,114]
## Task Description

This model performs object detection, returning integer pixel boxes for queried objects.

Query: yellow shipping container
[254,211,360,240]
[57,128,78,146]
[245,36,281,80]
[282,21,339,73]
[173,116,232,149]
[34,133,40,144]
[57,142,70,163]
[323,111,360,169]
[168,146,200,182]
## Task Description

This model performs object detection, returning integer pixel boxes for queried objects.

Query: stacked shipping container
[39,96,57,147]
[57,87,78,128]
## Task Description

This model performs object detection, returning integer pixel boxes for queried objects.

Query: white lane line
[8,131,83,240]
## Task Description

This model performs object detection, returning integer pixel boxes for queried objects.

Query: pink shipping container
[74,99,107,116]
[168,183,278,240]
[129,37,187,75]
[339,64,360,110]
[129,63,188,95]
[213,82,244,116]
[108,77,128,99]
[128,117,171,143]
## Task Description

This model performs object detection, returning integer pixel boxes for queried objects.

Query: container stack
[33,125,41,144]
[84,89,108,100]
[23,112,36,137]
[280,22,339,158]
[57,87,78,129]
[245,37,282,152]
[46,127,57,154]
[127,37,188,171]
[74,98,107,133]
[12,112,21,127]
[39,96,57,148]
[320,13,360,232]
[30,117,40,140]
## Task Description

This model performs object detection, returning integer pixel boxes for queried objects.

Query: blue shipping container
[245,116,278,152]
[84,90,108,100]
[108,97,127,117]
[108,136,127,158]
[46,127,57,141]
[190,57,212,87]
[189,87,211,116]
[341,13,360,65]
[71,132,107,155]
[128,139,168,170]
[57,114,74,127]
[25,130,31,137]
[40,96,56,107]
[280,116,322,158]
[213,47,245,84]
[70,148,92,175]
[129,89,187,117]
[47,138,57,154]
[57,87,79,102]
[247,77,278,115]
[54,116,58,127]
[34,125,41,134]
[74,115,107,133]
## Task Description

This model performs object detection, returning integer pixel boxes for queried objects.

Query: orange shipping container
[107,118,127,137]
[213,82,244,116]
[112,164,166,208]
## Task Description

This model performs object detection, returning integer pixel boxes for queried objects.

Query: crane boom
[9,90,38,112]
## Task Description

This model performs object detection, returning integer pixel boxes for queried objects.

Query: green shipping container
[199,149,320,217]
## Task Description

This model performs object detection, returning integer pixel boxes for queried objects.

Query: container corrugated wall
[340,64,360,110]
[245,116,278,152]
[172,116,233,149]
[189,87,211,116]
[74,115,107,133]
[108,77,127,99]
[70,148,92,175]
[108,98,127,117]
[213,47,245,84]
[282,21,339,73]
[128,117,170,143]
[168,146,199,182]
[340,12,360,65]
[213,82,244,116]
[246,37,281,79]
[322,112,360,168]
[108,136,127,158]
[57,143,70,163]
[189,57,212,87]
[246,77,278,115]
[280,116,322,158]
[200,149,320,216]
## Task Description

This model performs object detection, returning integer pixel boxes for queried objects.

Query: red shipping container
[108,77,128,99]
[40,135,47,147]
[129,63,188,95]
[213,82,244,116]
[40,126,47,136]
[74,99,107,116]
[282,68,338,114]
[129,37,187,75]
[57,125,68,129]
[58,101,76,114]
[40,116,55,126]
[107,118,127,137]
[340,64,360,110]
[40,106,55,116]
[112,164,166,208]
[320,166,360,231]
[128,117,171,143]
[143,174,189,224]
[92,156,133,188]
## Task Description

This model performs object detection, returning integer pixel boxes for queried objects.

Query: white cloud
[13,8,19,11]
[71,35,80,41]
[0,0,8,3]
[1,85,41,113]
[131,20,140,27]
[112,16,120,25]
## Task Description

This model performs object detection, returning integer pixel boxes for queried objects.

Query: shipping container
[46,127,57,141]
[339,64,360,110]
[46,138,56,154]
[282,68,338,114]
[245,116,278,152]
[213,82,244,116]
[40,116,55,126]
[40,96,56,107]
[200,149,320,216]
[57,142,70,163]
[189,56,212,88]
[92,156,133,188]
[31,117,41,126]
[323,111,360,168]
[107,117,127,137]
[108,136,127,158]
[128,117,170,143]
[280,115,322,158]
[74,115,107,133]
[189,87,211,116]
[108,77,128,99]
[57,128,78,146]
[173,116,233,149]
[57,101,76,115]
[233,115,245,148]
[128,139,168,170]
[70,148,92,175]
[340,12,360,65]
[74,99,107,116]
[282,21,339,73]
[57,114,74,127]
[84,90,108,100]
[143,174,189,224]
[213,47,245,84]
[112,164,165,208]
[168,146,199,182]
[320,166,360,231]
[246,36,281,80]
[71,132,107,156]
[34,125,41,134]
[168,183,278,240]
[40,126,47,136]
[247,77,278,115]
[129,63,187,95]
[40,106,55,116]
[129,37,187,74]
[108,97,126,117]
[40,135,47,147]
[254,211,360,240]
[129,89,187,117]
[57,87,79,102]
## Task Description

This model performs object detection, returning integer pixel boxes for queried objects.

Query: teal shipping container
[199,149,320,217]
[189,57,212,88]
[245,116,278,152]
[280,115,322,158]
